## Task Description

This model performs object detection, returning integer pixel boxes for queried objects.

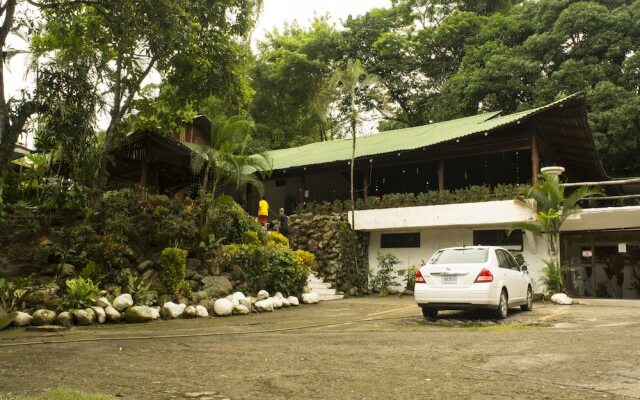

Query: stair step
[308,282,331,289]
[311,288,337,295]
[318,294,344,301]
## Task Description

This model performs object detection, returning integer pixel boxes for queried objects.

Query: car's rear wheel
[521,286,533,311]
[421,307,438,319]
[496,290,508,319]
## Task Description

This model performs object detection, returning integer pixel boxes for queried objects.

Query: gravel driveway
[1,297,639,399]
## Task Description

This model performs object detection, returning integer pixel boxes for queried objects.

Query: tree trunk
[350,107,358,286]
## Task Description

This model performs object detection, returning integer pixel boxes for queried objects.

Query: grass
[14,389,116,400]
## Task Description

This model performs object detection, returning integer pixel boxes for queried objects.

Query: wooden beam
[531,132,540,185]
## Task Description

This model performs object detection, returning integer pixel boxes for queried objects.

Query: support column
[140,141,149,188]
[362,167,369,202]
[531,133,540,184]
[438,158,445,192]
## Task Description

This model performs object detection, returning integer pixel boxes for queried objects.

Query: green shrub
[403,265,419,292]
[208,197,264,245]
[541,259,568,294]
[370,252,401,296]
[158,247,189,298]
[61,277,99,311]
[117,268,156,306]
[294,249,317,273]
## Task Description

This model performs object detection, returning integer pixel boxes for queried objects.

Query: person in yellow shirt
[258,196,269,228]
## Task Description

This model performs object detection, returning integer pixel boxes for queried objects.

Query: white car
[414,246,533,319]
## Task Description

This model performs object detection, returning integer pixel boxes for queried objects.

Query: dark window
[275,179,286,187]
[381,232,420,248]
[473,230,523,251]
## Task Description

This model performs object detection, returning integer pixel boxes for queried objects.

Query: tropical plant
[510,172,600,292]
[158,247,189,299]
[117,268,156,306]
[370,252,401,297]
[540,260,568,295]
[61,277,100,311]
[187,107,272,197]
[402,265,419,292]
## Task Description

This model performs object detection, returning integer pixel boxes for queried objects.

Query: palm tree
[332,59,380,283]
[510,172,600,291]
[187,114,271,198]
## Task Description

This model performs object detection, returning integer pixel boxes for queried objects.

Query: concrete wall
[368,228,547,293]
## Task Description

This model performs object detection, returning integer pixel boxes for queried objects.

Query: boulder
[192,291,208,302]
[225,294,240,306]
[32,309,57,326]
[105,306,121,322]
[302,293,320,304]
[136,260,154,273]
[91,306,107,324]
[124,306,159,323]
[255,299,273,312]
[231,292,246,302]
[12,311,32,327]
[59,263,75,278]
[232,304,250,315]
[94,297,111,308]
[269,297,283,309]
[56,311,73,327]
[74,309,94,325]
[257,290,269,301]
[195,305,209,318]
[162,302,186,319]
[213,298,233,317]
[287,296,300,306]
[25,287,60,309]
[281,298,291,307]
[274,292,284,299]
[141,269,159,285]
[202,276,233,298]
[239,298,252,311]
[183,306,197,318]
[550,293,573,305]
[186,258,202,271]
[113,294,134,312]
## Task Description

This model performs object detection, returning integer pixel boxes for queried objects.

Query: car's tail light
[415,270,426,284]
[474,268,493,283]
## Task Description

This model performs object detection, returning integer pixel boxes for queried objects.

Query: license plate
[442,275,457,284]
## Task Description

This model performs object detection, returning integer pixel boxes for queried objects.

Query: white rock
[225,295,240,306]
[105,306,121,322]
[32,309,57,326]
[302,293,320,304]
[257,290,269,301]
[195,305,209,318]
[232,291,246,301]
[124,306,159,322]
[239,298,252,311]
[281,298,291,307]
[269,297,283,309]
[73,309,94,325]
[12,311,32,327]
[274,292,284,299]
[94,297,111,308]
[57,311,73,326]
[91,306,107,324]
[183,305,197,318]
[233,304,250,315]
[113,294,134,312]
[213,298,233,316]
[162,302,186,319]
[255,299,273,312]
[550,293,573,305]
[287,296,300,306]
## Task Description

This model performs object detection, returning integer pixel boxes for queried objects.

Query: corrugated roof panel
[266,93,583,171]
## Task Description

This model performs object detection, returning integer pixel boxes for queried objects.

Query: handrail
[563,178,640,187]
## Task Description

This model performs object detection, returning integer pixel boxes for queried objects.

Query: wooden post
[438,158,445,192]
[590,234,596,298]
[140,141,149,188]
[362,167,369,202]
[531,133,540,184]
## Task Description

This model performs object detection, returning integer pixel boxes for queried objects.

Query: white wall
[368,227,548,293]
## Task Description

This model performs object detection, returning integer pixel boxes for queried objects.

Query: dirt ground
[1,297,639,400]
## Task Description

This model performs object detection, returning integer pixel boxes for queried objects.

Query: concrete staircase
[307,274,344,301]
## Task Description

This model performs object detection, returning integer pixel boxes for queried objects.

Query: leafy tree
[31,0,263,191]
[251,17,343,148]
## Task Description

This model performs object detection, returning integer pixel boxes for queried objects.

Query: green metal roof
[267,94,582,171]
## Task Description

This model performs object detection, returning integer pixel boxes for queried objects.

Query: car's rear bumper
[414,283,501,309]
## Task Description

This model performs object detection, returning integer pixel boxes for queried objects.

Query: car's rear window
[429,248,488,264]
